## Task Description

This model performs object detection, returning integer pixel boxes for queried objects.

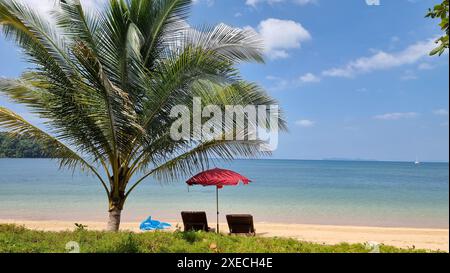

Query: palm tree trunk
[107,208,122,231]
[107,174,127,232]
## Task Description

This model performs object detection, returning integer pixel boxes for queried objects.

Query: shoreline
[1,219,448,251]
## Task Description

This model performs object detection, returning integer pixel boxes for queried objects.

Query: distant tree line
[0,132,52,158]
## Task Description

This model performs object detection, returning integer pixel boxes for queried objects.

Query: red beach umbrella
[186,168,251,233]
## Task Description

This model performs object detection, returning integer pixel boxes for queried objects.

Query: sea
[0,159,448,228]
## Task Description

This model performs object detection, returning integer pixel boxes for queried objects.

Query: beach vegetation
[0,224,439,253]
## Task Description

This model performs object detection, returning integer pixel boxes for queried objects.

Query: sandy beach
[1,219,448,252]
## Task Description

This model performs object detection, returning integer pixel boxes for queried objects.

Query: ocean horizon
[0,158,448,229]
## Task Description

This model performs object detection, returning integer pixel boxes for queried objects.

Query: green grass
[0,224,437,253]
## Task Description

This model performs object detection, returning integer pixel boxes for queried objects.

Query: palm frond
[0,107,110,195]
[124,77,285,176]
[72,40,144,160]
[0,1,116,162]
[140,0,192,68]
[126,138,269,197]
[91,1,148,110]
[0,74,48,110]
[55,0,101,52]
[183,23,264,63]
[0,74,113,163]
[141,48,237,120]
[0,0,75,78]
[191,80,288,131]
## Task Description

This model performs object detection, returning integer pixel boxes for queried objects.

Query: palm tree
[0,0,286,231]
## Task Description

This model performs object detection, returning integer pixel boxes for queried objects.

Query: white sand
[1,219,448,251]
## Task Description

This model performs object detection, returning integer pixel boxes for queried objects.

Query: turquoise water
[0,159,448,228]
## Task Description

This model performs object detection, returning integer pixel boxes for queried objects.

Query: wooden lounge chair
[181,211,213,232]
[226,214,256,236]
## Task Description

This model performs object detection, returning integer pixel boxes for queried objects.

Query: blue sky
[0,0,449,162]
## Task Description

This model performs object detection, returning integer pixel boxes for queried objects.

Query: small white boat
[414,157,420,165]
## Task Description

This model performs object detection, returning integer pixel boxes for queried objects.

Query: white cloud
[17,0,107,14]
[246,0,317,7]
[247,18,311,60]
[296,119,315,127]
[299,73,320,83]
[433,109,449,116]
[323,38,437,78]
[373,112,419,120]
[17,0,55,14]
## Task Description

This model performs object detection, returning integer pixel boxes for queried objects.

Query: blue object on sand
[140,217,171,231]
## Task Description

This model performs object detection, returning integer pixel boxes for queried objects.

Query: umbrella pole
[216,187,219,234]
